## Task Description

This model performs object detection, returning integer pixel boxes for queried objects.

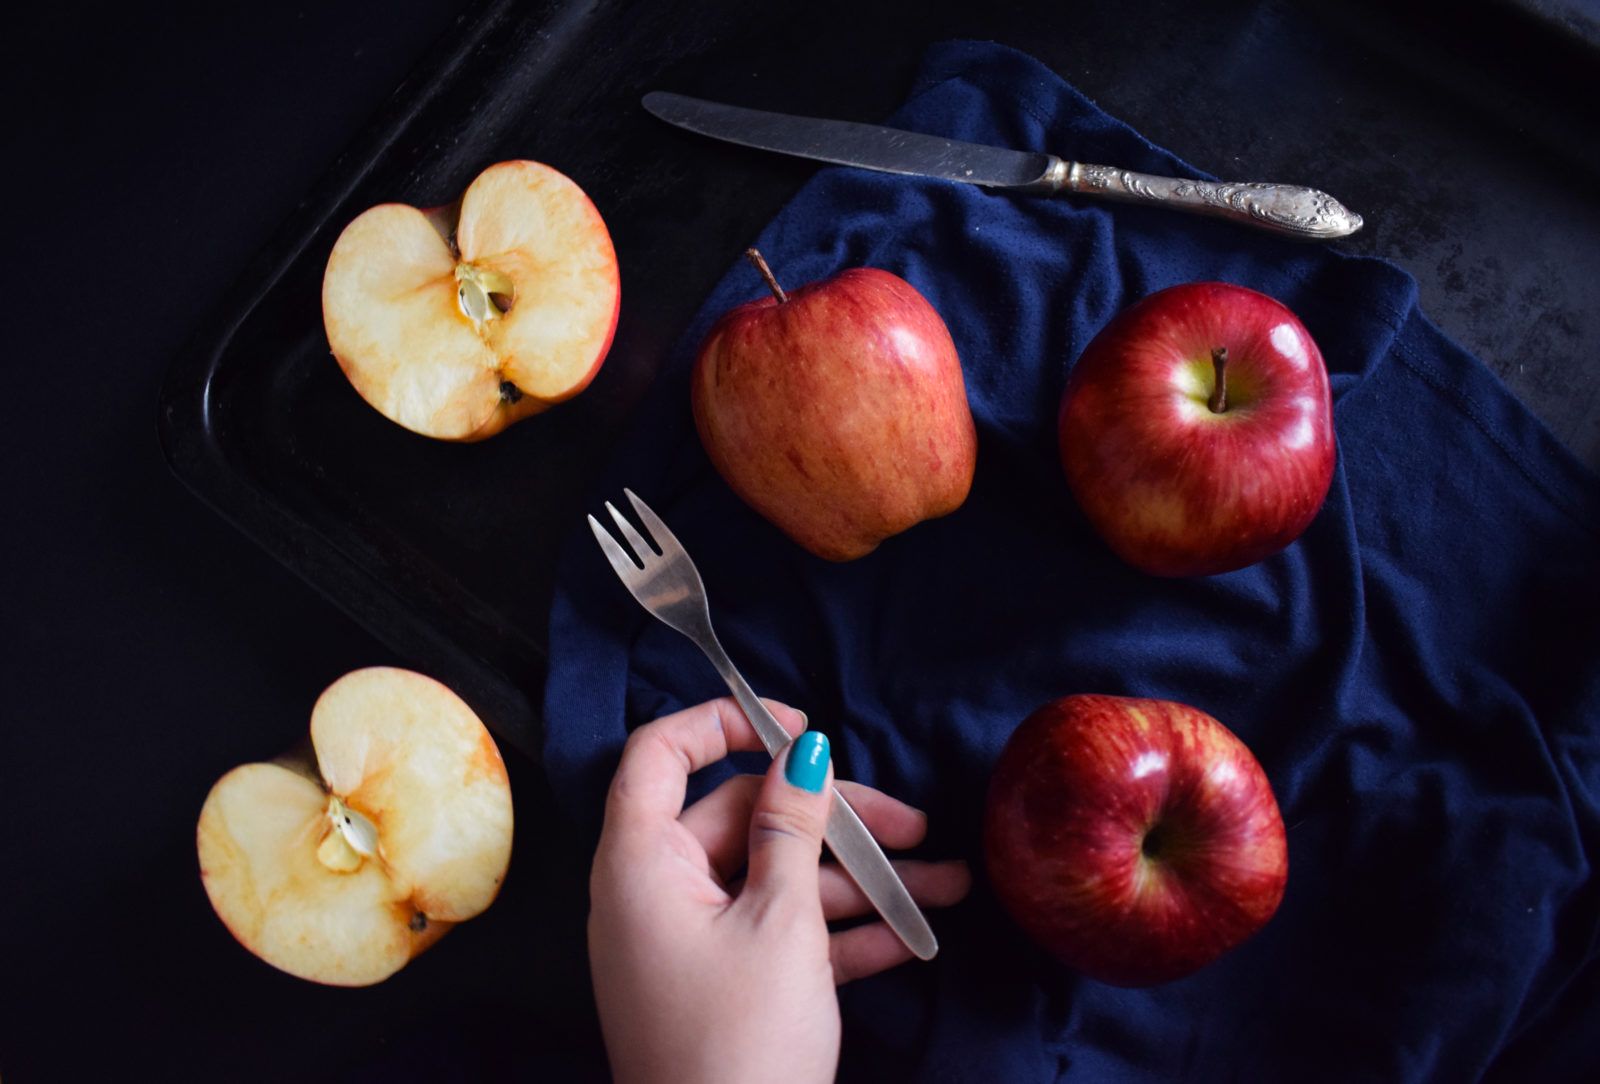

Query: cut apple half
[322,159,620,440]
[197,668,513,986]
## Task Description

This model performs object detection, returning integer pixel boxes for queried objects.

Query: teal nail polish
[784,731,830,793]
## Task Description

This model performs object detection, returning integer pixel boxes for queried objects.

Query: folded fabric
[543,40,1600,1082]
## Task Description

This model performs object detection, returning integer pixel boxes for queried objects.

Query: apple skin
[1058,282,1335,577]
[691,264,977,562]
[984,694,1288,987]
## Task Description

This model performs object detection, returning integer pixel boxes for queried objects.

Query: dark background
[5,0,1599,1080]
[1,3,604,1080]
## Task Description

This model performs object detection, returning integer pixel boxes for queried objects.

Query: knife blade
[644,90,1056,190]
[643,91,1362,240]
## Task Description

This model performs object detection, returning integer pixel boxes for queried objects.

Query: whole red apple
[984,694,1288,986]
[691,250,977,561]
[1058,282,1335,576]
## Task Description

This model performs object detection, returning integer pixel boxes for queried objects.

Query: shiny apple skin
[1059,282,1335,577]
[984,694,1288,987]
[692,268,977,562]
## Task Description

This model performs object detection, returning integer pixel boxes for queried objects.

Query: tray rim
[154,0,546,760]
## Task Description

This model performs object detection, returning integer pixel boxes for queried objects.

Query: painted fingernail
[784,731,830,794]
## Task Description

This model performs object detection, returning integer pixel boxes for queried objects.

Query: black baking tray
[158,0,1600,762]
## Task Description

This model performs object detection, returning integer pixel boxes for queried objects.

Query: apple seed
[315,829,361,872]
[315,795,380,873]
[454,264,517,332]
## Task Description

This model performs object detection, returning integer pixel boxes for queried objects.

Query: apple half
[197,668,513,986]
[322,159,620,440]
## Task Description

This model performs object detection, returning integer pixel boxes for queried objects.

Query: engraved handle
[1035,159,1363,240]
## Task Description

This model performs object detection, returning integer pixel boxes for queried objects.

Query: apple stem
[1208,347,1229,414]
[745,248,788,304]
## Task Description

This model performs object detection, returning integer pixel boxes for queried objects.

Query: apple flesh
[322,159,620,440]
[197,668,513,986]
[692,250,977,561]
[984,694,1287,986]
[1058,282,1335,576]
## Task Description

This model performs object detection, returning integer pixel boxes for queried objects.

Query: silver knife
[644,91,1362,241]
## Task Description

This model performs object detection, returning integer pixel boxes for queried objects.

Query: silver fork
[588,488,938,961]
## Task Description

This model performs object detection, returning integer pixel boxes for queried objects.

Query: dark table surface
[1,4,600,1080]
[5,2,1598,1080]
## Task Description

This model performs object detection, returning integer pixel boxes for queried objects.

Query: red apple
[1058,282,1335,576]
[984,694,1287,986]
[691,249,977,561]
[322,160,620,441]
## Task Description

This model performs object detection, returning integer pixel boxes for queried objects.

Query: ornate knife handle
[1030,159,1363,240]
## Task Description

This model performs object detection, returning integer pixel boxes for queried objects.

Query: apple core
[454,263,517,332]
[452,263,525,404]
[316,795,379,873]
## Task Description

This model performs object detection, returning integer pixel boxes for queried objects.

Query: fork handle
[823,796,940,960]
[706,645,793,758]
[701,638,939,960]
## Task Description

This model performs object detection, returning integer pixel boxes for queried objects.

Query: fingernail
[784,731,830,794]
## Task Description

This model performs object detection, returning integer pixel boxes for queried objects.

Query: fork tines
[588,488,684,577]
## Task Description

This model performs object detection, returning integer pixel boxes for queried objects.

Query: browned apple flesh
[322,160,619,440]
[197,668,513,986]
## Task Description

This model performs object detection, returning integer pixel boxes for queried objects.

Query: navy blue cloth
[543,41,1600,1082]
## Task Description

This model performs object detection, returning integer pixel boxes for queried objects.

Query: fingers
[603,698,806,830]
[830,922,917,986]
[833,780,929,851]
[678,774,761,883]
[681,775,933,884]
[737,732,835,911]
[819,859,971,922]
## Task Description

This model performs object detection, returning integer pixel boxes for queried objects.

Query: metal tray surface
[158,0,1600,759]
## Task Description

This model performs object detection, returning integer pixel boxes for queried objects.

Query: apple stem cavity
[1208,347,1229,414]
[499,380,524,405]
[1141,822,1168,860]
[745,247,788,304]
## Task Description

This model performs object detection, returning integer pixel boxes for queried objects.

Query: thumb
[741,731,834,909]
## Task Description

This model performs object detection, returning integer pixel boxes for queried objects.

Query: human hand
[587,698,971,1084]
